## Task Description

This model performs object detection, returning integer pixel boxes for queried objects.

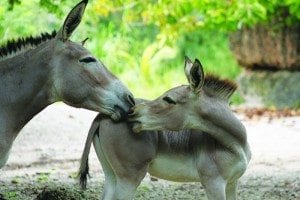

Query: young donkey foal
[0,0,134,169]
[79,57,251,200]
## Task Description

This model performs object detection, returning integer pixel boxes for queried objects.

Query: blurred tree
[91,0,300,40]
[6,0,299,39]
[7,0,21,10]
[39,0,66,17]
[6,0,69,15]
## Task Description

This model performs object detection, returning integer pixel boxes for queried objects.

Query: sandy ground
[0,103,299,199]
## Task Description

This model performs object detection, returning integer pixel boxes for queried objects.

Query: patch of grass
[3,191,18,200]
[68,171,78,179]
[36,172,50,183]
[36,187,85,200]
[11,177,21,185]
[137,183,152,193]
[0,178,102,200]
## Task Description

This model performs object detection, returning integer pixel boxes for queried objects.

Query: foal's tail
[78,114,101,189]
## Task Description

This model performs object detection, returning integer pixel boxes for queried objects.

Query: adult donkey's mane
[203,74,237,100]
[0,30,57,60]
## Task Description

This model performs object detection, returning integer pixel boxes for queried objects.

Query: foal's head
[48,0,134,120]
[130,57,237,132]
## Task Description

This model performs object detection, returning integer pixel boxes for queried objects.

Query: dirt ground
[0,104,299,200]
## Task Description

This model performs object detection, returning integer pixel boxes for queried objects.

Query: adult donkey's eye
[162,96,176,105]
[79,57,97,63]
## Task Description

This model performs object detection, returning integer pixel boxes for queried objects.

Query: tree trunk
[229,24,300,70]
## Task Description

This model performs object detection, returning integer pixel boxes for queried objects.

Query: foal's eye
[79,57,97,63]
[162,96,176,105]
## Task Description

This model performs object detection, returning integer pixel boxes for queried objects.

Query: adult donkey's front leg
[0,148,10,169]
[0,131,13,168]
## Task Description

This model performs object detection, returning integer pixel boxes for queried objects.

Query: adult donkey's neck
[0,40,56,138]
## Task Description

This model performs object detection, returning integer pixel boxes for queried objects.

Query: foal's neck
[193,97,248,154]
[0,41,55,135]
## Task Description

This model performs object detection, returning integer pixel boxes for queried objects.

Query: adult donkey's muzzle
[126,94,135,107]
[113,93,135,121]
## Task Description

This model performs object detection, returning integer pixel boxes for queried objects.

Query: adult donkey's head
[49,0,134,120]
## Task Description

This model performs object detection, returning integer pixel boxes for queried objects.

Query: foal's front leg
[225,181,238,200]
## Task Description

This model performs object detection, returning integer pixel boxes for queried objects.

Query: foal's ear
[57,0,88,41]
[184,56,193,77]
[184,57,204,93]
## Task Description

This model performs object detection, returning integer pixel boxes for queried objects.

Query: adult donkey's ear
[57,0,88,41]
[184,57,205,93]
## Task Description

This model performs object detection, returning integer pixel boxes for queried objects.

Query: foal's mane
[203,74,237,100]
[0,30,57,60]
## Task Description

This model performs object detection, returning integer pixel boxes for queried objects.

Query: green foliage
[36,172,50,183]
[7,0,21,10]
[1,0,248,103]
[0,0,57,39]
[11,176,21,185]
[39,0,65,17]
[90,0,300,38]
[4,191,18,200]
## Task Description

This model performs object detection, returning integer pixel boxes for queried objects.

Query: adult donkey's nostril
[127,107,135,115]
[126,94,135,106]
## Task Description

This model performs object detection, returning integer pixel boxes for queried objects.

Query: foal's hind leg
[114,165,149,200]
[93,133,117,200]
[95,119,156,199]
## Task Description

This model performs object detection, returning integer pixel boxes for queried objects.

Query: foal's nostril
[126,94,135,106]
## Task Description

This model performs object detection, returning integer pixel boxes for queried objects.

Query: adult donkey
[0,0,134,169]
[79,57,251,200]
